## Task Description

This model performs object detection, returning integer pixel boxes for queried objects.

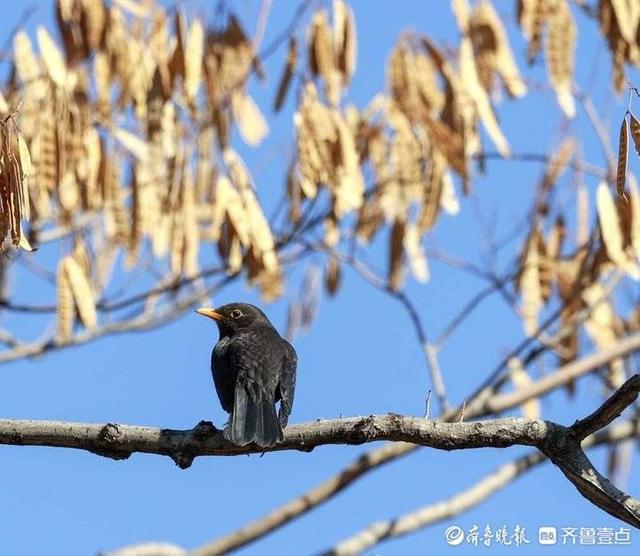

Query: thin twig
[303,242,450,412]
[478,151,607,179]
[578,92,616,170]
[252,0,273,50]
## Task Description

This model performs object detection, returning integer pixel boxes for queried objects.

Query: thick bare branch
[0,415,551,465]
[187,335,640,554]
[321,419,640,556]
[3,376,640,549]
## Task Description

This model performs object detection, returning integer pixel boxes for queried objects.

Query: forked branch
[2,376,640,544]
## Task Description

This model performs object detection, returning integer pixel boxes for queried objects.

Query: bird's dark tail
[224,382,283,447]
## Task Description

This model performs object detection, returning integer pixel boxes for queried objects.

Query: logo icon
[444,525,465,546]
[538,527,558,545]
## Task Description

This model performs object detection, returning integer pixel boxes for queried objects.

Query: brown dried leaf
[309,9,334,78]
[597,180,639,278]
[404,223,430,283]
[16,133,31,221]
[184,18,204,101]
[617,115,629,197]
[609,0,640,44]
[440,172,460,215]
[388,41,445,119]
[422,113,467,179]
[542,137,575,191]
[231,92,269,146]
[520,0,548,63]
[451,0,471,32]
[225,150,279,280]
[546,1,576,117]
[472,0,527,98]
[63,256,97,330]
[582,281,625,387]
[334,0,357,86]
[418,151,446,232]
[212,175,249,246]
[520,226,542,335]
[324,216,340,247]
[356,198,383,243]
[582,282,618,347]
[17,226,34,252]
[37,26,67,88]
[0,119,31,248]
[180,167,199,277]
[388,216,406,291]
[629,113,640,157]
[546,215,566,262]
[13,31,40,84]
[325,256,341,296]
[309,8,340,105]
[0,90,7,115]
[56,259,75,341]
[168,9,186,82]
[81,0,106,52]
[72,237,92,279]
[629,174,640,260]
[598,0,631,92]
[333,111,365,217]
[459,37,510,156]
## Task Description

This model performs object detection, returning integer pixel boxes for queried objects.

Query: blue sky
[0,1,638,555]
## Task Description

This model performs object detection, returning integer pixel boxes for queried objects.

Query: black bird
[196,302,297,447]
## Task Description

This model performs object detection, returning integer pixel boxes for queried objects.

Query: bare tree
[1,0,640,554]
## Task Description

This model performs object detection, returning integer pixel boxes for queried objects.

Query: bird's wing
[225,331,284,447]
[211,339,236,413]
[278,339,297,427]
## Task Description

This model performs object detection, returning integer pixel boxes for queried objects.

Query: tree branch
[323,451,547,556]
[571,375,640,439]
[4,376,640,543]
[175,335,640,554]
[0,415,551,466]
[321,419,640,556]
[483,334,640,415]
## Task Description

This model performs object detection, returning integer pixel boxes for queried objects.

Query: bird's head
[196,302,272,336]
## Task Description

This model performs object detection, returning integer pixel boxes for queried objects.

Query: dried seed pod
[616,115,629,198]
[388,216,406,291]
[324,256,341,296]
[546,0,576,117]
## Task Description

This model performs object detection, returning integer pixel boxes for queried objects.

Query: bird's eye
[230,309,243,319]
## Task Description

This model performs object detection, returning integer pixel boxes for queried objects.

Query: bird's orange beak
[196,308,224,321]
